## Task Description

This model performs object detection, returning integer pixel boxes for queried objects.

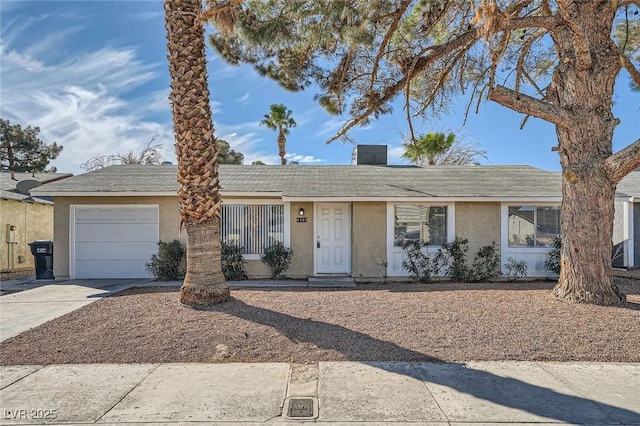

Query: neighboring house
[0,171,73,272]
[616,170,639,268]
[31,151,636,281]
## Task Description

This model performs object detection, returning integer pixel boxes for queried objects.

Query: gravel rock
[1,279,639,365]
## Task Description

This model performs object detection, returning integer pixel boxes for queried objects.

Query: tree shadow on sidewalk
[218,298,639,424]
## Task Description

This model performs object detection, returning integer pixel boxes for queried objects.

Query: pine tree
[1,119,63,174]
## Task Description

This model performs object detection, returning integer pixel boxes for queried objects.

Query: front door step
[307,276,356,288]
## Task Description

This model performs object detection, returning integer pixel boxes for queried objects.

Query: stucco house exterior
[31,161,637,281]
[1,172,73,272]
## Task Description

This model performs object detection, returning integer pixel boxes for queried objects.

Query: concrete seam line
[537,363,624,424]
[94,363,162,423]
[410,362,451,424]
[0,365,46,391]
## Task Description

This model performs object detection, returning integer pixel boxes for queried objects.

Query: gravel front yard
[1,279,639,365]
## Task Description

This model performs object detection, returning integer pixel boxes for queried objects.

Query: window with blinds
[220,204,285,255]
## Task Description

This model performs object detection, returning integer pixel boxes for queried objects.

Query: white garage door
[72,206,159,279]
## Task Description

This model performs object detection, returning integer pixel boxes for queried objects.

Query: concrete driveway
[0,279,152,342]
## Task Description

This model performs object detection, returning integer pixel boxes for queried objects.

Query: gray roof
[33,164,571,199]
[0,171,72,204]
[617,171,640,199]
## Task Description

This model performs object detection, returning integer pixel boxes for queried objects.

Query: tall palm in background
[165,0,229,307]
[402,132,487,166]
[260,104,296,165]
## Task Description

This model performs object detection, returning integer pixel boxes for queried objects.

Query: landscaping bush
[221,241,247,280]
[437,236,471,282]
[261,241,293,279]
[470,242,501,282]
[504,257,528,280]
[400,240,443,282]
[544,235,561,275]
[145,240,185,281]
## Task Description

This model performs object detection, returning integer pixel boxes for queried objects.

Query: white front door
[316,203,351,274]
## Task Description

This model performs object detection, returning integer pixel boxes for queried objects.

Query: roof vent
[352,145,387,165]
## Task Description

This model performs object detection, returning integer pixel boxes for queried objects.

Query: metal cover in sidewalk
[288,398,314,417]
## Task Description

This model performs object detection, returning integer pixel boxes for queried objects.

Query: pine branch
[620,51,640,87]
[487,85,573,127]
[605,138,640,183]
[515,29,547,93]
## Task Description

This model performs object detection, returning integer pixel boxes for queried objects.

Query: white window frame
[501,203,560,278]
[220,200,290,260]
[386,202,455,277]
[505,204,561,249]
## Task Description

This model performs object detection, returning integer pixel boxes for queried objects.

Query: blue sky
[1,1,638,175]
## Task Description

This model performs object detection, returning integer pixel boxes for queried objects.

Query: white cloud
[237,92,250,105]
[285,153,324,163]
[0,19,168,173]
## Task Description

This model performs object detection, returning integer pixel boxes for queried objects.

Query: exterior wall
[455,202,501,256]
[287,202,314,278]
[352,202,387,281]
[635,203,639,268]
[612,201,626,267]
[53,196,180,280]
[0,199,54,272]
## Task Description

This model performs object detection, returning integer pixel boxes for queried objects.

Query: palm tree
[165,0,229,307]
[402,132,486,166]
[260,104,296,165]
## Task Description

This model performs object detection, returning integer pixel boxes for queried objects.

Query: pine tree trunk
[550,4,625,305]
[553,162,625,305]
[165,0,229,307]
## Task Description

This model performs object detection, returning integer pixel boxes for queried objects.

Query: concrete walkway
[0,361,638,424]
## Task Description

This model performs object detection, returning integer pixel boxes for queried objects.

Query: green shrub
[544,235,561,275]
[400,240,443,283]
[221,241,247,280]
[438,236,471,282]
[504,257,528,280]
[470,242,501,282]
[261,241,294,279]
[145,240,185,281]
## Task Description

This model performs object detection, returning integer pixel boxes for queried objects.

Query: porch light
[299,207,305,216]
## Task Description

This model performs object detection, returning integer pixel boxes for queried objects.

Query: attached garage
[71,205,159,279]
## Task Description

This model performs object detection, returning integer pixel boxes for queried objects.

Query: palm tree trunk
[165,0,229,307]
[278,130,287,165]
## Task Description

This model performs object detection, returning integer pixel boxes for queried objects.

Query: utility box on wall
[6,224,17,244]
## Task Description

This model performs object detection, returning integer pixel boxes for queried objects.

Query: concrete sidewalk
[0,361,638,424]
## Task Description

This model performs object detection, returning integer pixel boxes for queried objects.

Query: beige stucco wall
[455,202,501,257]
[52,196,181,280]
[287,202,314,278]
[352,202,387,281]
[0,199,54,272]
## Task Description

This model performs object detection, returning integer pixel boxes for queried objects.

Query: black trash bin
[29,240,54,280]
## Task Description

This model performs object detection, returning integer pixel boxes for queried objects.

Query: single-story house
[1,171,73,272]
[30,152,637,281]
